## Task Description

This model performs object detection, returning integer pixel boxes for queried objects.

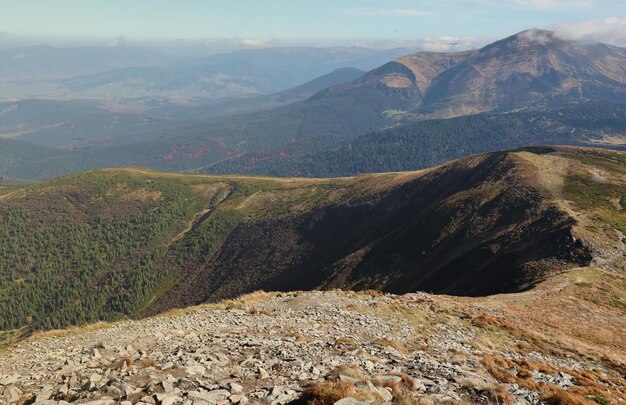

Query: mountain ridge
[1,145,624,332]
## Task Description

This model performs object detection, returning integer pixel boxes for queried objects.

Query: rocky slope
[1,266,625,404]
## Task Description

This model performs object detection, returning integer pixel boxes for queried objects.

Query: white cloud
[515,0,591,9]
[346,8,432,17]
[105,36,126,48]
[240,38,273,47]
[196,37,280,51]
[553,17,626,46]
[415,36,487,52]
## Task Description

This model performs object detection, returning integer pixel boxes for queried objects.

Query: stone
[258,367,270,379]
[188,389,231,403]
[5,386,23,402]
[229,382,243,393]
[156,392,183,405]
[334,398,370,405]
[184,365,206,376]
[378,387,393,402]
[36,385,54,402]
[82,400,116,405]
[162,380,174,393]
[90,373,103,383]
[106,384,123,398]
[339,374,361,384]
[229,394,247,404]
[375,375,402,384]
[0,374,21,385]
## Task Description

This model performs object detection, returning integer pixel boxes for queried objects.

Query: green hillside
[2,146,624,334]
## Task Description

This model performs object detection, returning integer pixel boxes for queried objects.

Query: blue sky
[1,0,626,49]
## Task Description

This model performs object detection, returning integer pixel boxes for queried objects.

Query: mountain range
[1,29,625,182]
[0,45,408,101]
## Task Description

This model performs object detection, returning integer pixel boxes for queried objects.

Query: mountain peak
[492,29,561,49]
[515,29,556,43]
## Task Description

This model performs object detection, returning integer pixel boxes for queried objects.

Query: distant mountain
[276,67,367,100]
[0,45,172,80]
[154,30,626,154]
[307,50,471,115]
[302,29,626,124]
[53,47,409,100]
[416,30,626,117]
[145,67,366,121]
[0,67,366,152]
[4,146,624,331]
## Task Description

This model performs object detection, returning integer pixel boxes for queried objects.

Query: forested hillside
[1,146,624,333]
[203,102,626,177]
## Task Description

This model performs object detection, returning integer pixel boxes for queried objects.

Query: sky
[1,0,626,50]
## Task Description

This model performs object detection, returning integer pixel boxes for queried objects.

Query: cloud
[415,36,487,52]
[347,36,488,52]
[518,29,555,44]
[199,37,278,49]
[553,17,626,45]
[105,36,126,48]
[515,0,591,9]
[240,38,273,47]
[346,8,432,17]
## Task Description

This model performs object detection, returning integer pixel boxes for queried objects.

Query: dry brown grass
[224,301,245,310]
[459,377,512,404]
[335,337,358,346]
[358,289,385,298]
[332,364,367,382]
[372,337,403,351]
[303,380,379,404]
[482,355,517,384]
[105,356,133,370]
[540,387,596,405]
[285,332,307,342]
[136,357,157,369]
[233,290,278,304]
[249,308,273,316]
[391,391,421,405]
[482,354,626,404]
[26,322,110,343]
[459,377,494,392]
[471,313,517,332]
[373,372,420,404]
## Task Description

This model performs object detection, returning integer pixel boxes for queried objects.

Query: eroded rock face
[0,290,624,405]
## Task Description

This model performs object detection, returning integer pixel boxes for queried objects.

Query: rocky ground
[1,267,625,405]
